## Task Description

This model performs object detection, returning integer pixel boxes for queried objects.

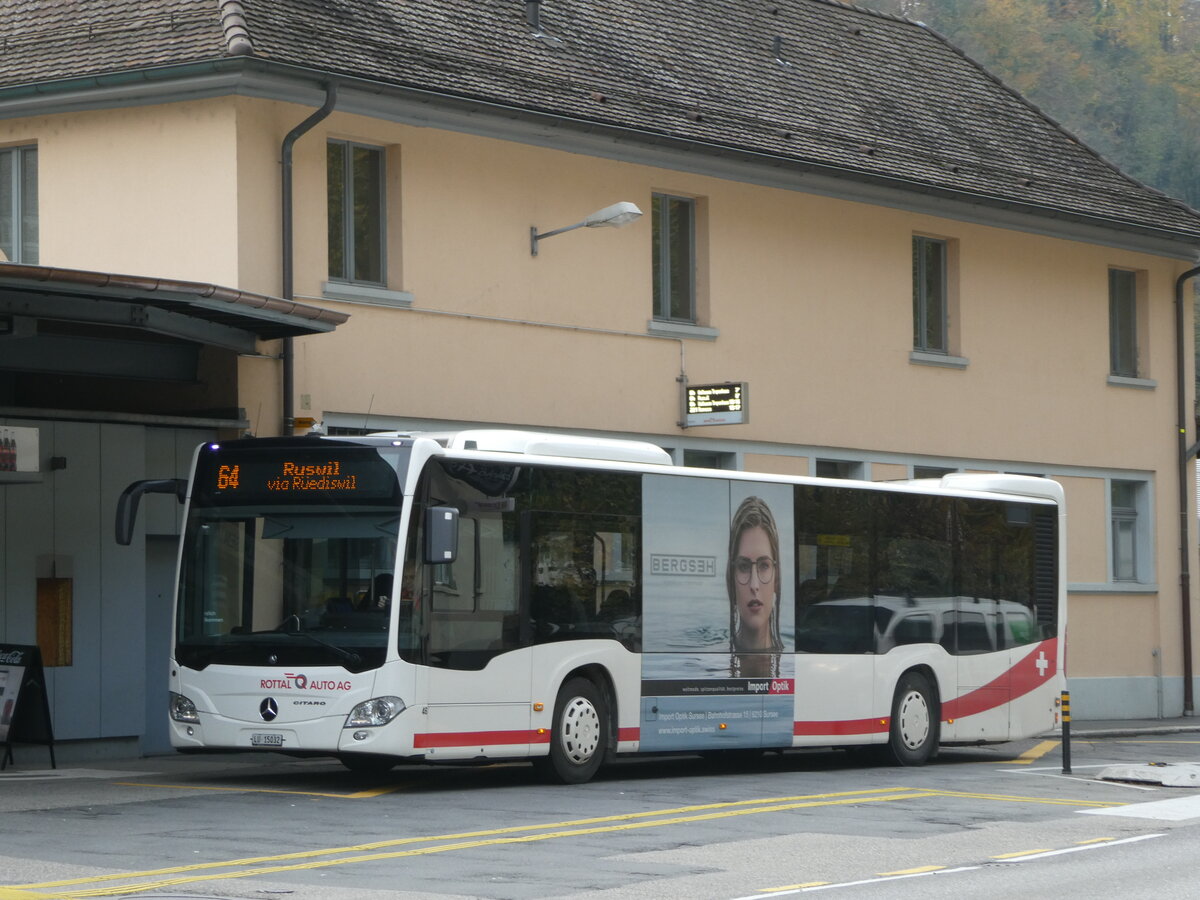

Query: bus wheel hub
[563,696,601,763]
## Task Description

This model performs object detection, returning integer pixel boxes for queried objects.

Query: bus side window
[954,611,994,654]
[531,583,586,638]
[1004,610,1035,647]
[892,613,933,646]
[528,512,640,645]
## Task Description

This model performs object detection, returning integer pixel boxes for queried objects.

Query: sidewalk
[6,718,1200,772]
[1060,717,1200,738]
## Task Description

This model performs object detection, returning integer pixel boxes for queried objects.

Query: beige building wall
[744,454,809,478]
[0,100,243,284]
[871,463,908,482]
[8,95,1195,718]
[281,112,1182,461]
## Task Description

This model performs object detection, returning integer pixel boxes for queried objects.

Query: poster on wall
[0,644,56,770]
[0,663,23,742]
[640,475,795,751]
[0,425,40,473]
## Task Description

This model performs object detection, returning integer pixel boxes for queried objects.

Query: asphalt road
[2,731,1199,899]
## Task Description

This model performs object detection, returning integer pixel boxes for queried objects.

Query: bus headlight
[170,692,200,724]
[345,696,406,727]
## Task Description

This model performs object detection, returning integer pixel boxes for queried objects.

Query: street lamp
[530,201,643,256]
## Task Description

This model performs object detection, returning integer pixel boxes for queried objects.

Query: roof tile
[1,0,1197,240]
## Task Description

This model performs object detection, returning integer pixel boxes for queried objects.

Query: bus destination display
[216,460,359,493]
[196,446,404,504]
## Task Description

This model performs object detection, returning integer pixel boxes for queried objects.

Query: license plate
[251,732,284,747]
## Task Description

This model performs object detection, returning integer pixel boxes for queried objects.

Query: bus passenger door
[420,511,532,760]
[946,602,1011,740]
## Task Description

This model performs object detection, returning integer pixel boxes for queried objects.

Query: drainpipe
[280,82,338,435]
[1175,264,1200,715]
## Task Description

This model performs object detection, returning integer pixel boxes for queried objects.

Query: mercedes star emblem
[260,698,279,722]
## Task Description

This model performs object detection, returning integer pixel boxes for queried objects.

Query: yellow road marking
[1003,740,1060,765]
[1076,837,1114,844]
[30,794,940,898]
[879,865,945,875]
[10,789,932,896]
[929,788,1119,809]
[759,882,830,892]
[3,784,1129,898]
[113,781,404,799]
[1114,739,1200,744]
[991,849,1052,859]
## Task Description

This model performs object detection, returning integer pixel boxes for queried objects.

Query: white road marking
[1001,767,1160,790]
[994,833,1165,859]
[1082,794,1200,821]
[732,867,982,898]
[734,835,1167,898]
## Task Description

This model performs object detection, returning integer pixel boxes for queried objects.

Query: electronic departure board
[192,443,406,506]
[685,382,747,427]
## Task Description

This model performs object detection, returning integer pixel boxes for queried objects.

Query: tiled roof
[0,0,226,83]
[4,0,1199,242]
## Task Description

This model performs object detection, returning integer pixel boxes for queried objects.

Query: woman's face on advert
[734,524,775,641]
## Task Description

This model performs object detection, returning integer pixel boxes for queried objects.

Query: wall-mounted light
[530,201,643,256]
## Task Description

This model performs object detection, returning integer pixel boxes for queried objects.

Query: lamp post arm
[530,221,586,256]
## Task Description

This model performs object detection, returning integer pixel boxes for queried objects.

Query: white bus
[117,429,1065,783]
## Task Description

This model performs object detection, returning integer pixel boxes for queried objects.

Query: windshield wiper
[276,617,363,667]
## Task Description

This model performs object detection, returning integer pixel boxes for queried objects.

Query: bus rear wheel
[884,671,938,766]
[534,677,608,784]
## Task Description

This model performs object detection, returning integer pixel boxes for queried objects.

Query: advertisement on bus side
[639,475,795,750]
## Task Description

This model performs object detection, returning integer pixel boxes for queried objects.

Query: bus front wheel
[884,671,938,766]
[534,677,608,784]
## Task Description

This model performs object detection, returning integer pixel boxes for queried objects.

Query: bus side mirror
[425,506,459,564]
[115,478,188,546]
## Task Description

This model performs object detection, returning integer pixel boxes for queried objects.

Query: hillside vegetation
[861,0,1200,210]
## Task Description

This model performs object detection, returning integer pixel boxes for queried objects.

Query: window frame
[912,235,948,354]
[913,465,958,480]
[681,449,736,470]
[327,139,386,287]
[651,192,697,324]
[1110,479,1148,583]
[1108,268,1138,378]
[0,144,38,264]
[815,459,865,480]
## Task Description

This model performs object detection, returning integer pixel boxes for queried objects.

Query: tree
[862,0,1200,208]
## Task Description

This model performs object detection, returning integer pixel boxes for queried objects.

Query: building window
[682,449,735,470]
[652,193,695,323]
[1111,479,1145,582]
[327,140,385,285]
[913,465,956,479]
[816,459,864,480]
[0,146,38,264]
[912,236,947,353]
[1109,268,1138,377]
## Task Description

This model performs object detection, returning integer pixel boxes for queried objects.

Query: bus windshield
[175,440,409,672]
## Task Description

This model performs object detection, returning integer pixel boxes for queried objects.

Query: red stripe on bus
[794,718,888,736]
[415,727,641,749]
[414,643,1059,750]
[793,638,1059,737]
[941,638,1058,721]
[413,730,552,749]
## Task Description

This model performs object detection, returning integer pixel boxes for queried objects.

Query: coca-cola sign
[0,426,38,474]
